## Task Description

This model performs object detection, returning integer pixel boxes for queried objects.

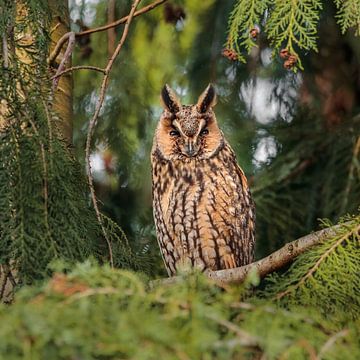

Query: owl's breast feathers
[152,142,255,276]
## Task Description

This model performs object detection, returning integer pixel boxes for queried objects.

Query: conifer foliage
[0,0,139,290]
[0,0,359,357]
[226,0,360,69]
[0,214,358,359]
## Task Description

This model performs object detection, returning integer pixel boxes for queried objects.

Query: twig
[48,0,168,64]
[152,223,349,287]
[85,0,142,268]
[206,313,260,348]
[2,32,9,68]
[51,32,75,92]
[51,65,106,79]
[62,287,118,305]
[107,0,116,56]
[208,225,343,286]
[318,329,349,359]
[340,136,360,213]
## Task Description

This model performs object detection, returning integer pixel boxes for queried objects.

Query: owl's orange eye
[200,128,209,136]
[169,130,180,137]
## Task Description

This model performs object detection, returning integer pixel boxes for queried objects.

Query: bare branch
[318,329,349,359]
[154,224,345,287]
[48,0,168,65]
[78,0,167,36]
[51,65,106,79]
[2,33,9,68]
[207,225,340,286]
[85,0,142,268]
[51,32,75,92]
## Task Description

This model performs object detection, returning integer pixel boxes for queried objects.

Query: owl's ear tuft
[161,84,181,113]
[197,84,217,113]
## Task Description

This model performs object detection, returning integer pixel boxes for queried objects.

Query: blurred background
[69,0,360,275]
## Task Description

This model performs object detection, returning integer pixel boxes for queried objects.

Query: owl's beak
[185,141,197,157]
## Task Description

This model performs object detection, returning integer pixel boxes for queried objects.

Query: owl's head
[154,84,224,161]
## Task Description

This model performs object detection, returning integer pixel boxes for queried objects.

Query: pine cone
[222,48,239,61]
[280,49,290,59]
[250,28,259,39]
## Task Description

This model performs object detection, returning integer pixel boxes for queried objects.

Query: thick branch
[207,225,338,286]
[155,224,341,287]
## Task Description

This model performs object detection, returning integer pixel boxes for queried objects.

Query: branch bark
[155,224,340,287]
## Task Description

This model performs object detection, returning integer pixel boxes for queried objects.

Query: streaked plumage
[151,84,255,276]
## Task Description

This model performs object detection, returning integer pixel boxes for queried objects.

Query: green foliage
[0,215,359,360]
[0,0,141,285]
[226,0,269,61]
[335,0,360,35]
[254,112,360,255]
[264,215,360,320]
[266,0,322,69]
[225,0,360,69]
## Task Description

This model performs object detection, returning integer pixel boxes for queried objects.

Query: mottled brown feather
[152,85,255,276]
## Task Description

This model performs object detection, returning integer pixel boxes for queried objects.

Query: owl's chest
[153,158,240,222]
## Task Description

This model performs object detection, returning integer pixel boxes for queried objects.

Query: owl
[151,84,255,276]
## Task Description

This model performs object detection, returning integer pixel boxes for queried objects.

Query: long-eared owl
[151,84,255,276]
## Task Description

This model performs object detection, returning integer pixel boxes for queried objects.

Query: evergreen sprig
[264,215,360,320]
[334,0,360,35]
[266,0,322,69]
[226,0,269,62]
[226,0,346,69]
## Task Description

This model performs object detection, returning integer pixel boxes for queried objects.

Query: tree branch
[85,0,141,268]
[48,0,168,64]
[155,224,342,287]
[51,32,75,92]
[51,65,106,79]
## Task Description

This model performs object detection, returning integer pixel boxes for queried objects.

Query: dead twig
[2,32,9,68]
[48,0,168,65]
[51,32,75,92]
[318,329,349,359]
[85,0,142,268]
[51,65,106,79]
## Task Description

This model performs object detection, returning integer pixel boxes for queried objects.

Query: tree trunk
[49,0,73,143]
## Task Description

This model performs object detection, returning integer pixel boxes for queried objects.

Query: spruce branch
[85,0,142,268]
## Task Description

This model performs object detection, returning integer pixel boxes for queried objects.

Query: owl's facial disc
[171,116,206,157]
[156,84,223,160]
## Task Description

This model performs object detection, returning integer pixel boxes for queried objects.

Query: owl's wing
[199,147,255,269]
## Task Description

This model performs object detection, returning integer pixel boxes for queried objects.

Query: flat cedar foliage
[0,0,359,359]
